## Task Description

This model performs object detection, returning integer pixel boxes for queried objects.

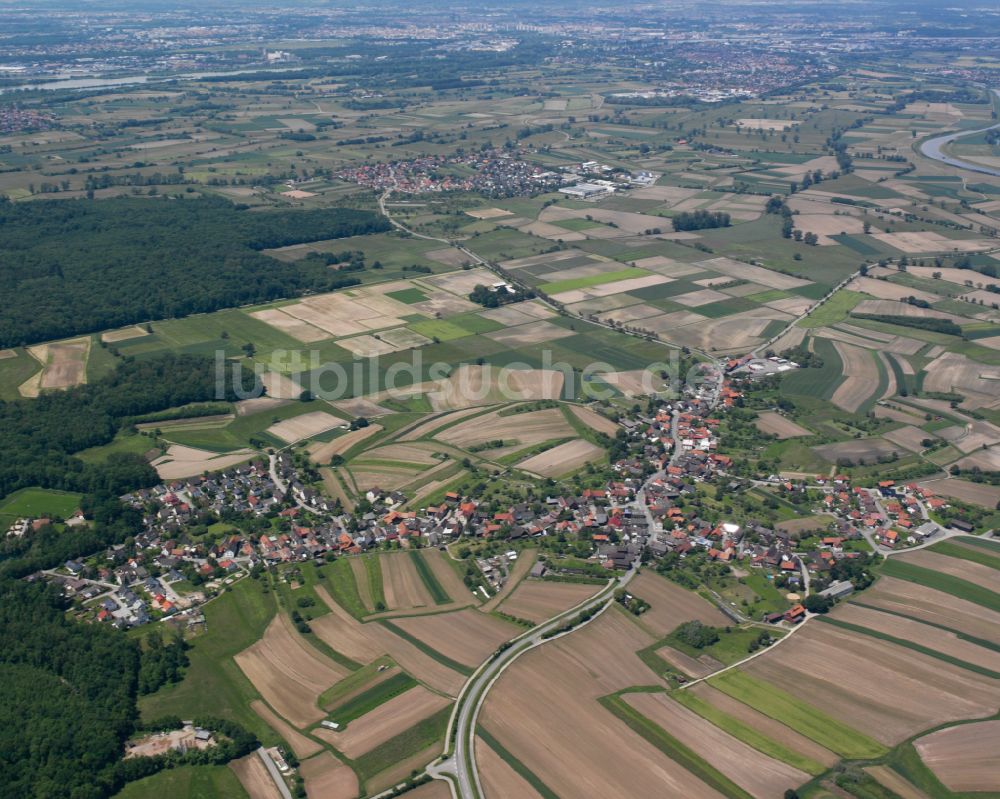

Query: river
[0,67,305,95]
[918,90,1000,177]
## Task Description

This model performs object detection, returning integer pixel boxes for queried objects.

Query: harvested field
[298,752,358,799]
[755,412,811,439]
[423,267,495,296]
[859,576,1000,645]
[831,603,1000,673]
[770,325,807,354]
[744,623,1000,745]
[235,397,289,416]
[569,405,619,435]
[812,437,901,463]
[830,341,877,413]
[923,353,1000,410]
[101,326,149,343]
[152,444,254,480]
[673,288,730,307]
[312,585,464,695]
[437,407,574,450]
[624,692,810,798]
[595,368,666,396]
[0,349,14,360]
[21,337,90,396]
[381,551,434,610]
[391,609,518,668]
[870,231,991,254]
[249,308,329,343]
[250,700,322,759]
[629,572,729,636]
[476,735,545,799]
[267,410,344,444]
[917,477,1000,509]
[398,407,487,441]
[736,118,796,130]
[792,213,867,245]
[315,685,448,759]
[307,424,382,464]
[481,609,726,799]
[484,320,574,347]
[656,645,718,679]
[400,780,452,799]
[230,753,283,799]
[914,720,1000,792]
[668,309,792,354]
[260,371,304,401]
[421,548,475,607]
[898,549,1000,593]
[883,425,931,453]
[848,276,939,304]
[863,766,930,799]
[427,366,564,411]
[517,438,605,477]
[499,578,600,623]
[349,558,375,613]
[550,274,670,304]
[332,397,392,419]
[312,585,384,661]
[693,257,811,290]
[235,615,348,727]
[467,207,513,219]
[687,683,840,768]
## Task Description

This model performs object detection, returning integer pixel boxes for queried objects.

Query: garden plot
[693,257,811,290]
[152,444,255,480]
[234,615,348,728]
[391,609,518,668]
[812,437,900,464]
[624,692,811,798]
[315,686,448,759]
[499,579,601,623]
[298,752,358,799]
[744,623,1000,745]
[437,407,574,450]
[517,439,605,477]
[21,337,90,396]
[829,342,878,413]
[915,720,1000,793]
[755,412,811,439]
[101,326,149,344]
[482,609,727,799]
[249,308,330,343]
[871,231,992,254]
[267,410,344,443]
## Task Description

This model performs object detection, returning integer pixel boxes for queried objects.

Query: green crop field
[352,705,450,783]
[113,765,248,799]
[798,290,866,329]
[539,267,652,294]
[0,487,82,525]
[709,670,887,759]
[408,318,472,342]
[880,559,1000,612]
[671,690,826,775]
[779,338,845,399]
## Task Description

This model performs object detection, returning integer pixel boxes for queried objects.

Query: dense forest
[0,353,256,505]
[0,196,390,346]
